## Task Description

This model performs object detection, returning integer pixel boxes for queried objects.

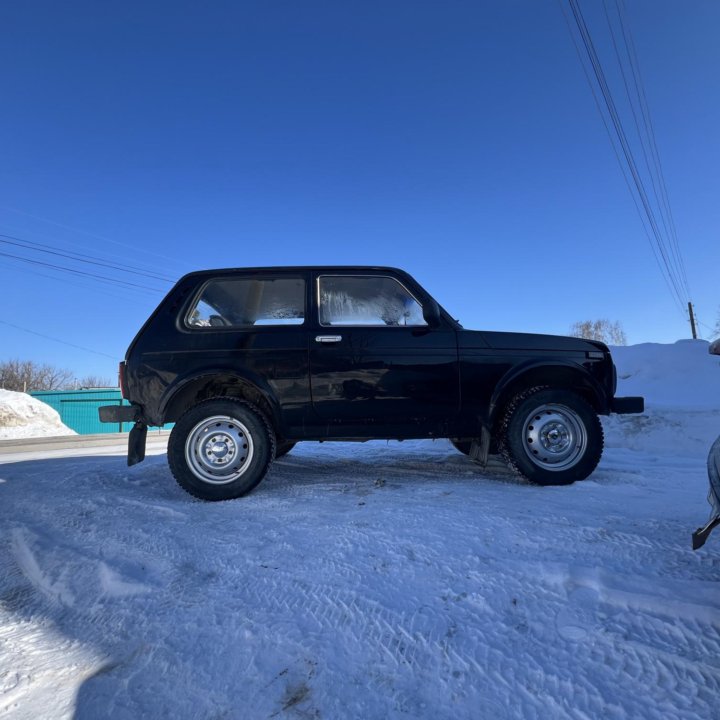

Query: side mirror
[423,300,442,328]
[710,338,720,356]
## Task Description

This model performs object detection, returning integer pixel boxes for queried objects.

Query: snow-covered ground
[0,390,75,440]
[1,341,718,719]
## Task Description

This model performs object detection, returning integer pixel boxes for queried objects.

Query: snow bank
[0,389,76,439]
[605,339,720,457]
[611,339,720,408]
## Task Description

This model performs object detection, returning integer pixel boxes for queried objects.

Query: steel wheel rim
[521,403,587,471]
[185,415,254,484]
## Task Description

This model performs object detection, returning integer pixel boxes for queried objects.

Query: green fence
[31,389,137,434]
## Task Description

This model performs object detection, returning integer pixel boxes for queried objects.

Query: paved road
[0,431,170,462]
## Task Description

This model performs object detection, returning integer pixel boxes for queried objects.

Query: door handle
[315,335,342,343]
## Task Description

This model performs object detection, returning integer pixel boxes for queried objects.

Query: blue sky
[1,0,718,380]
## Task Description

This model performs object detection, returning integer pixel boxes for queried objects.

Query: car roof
[178,266,409,282]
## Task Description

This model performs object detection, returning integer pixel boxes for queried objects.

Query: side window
[319,276,427,327]
[187,277,305,328]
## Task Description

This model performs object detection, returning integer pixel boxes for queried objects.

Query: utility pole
[688,302,698,339]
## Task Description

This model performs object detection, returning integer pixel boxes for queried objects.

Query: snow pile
[604,340,720,457]
[611,339,720,408]
[0,389,76,440]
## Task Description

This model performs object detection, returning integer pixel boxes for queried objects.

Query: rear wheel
[498,387,603,485]
[168,397,275,501]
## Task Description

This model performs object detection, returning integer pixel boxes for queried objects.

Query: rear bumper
[99,404,140,424]
[610,396,644,414]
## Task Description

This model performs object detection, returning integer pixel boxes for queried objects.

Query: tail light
[118,362,127,398]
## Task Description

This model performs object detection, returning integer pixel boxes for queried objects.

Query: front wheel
[275,440,296,459]
[168,398,275,501]
[499,387,603,485]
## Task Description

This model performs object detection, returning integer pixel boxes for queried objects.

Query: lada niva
[100,267,644,500]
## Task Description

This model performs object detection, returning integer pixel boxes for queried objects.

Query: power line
[557,0,676,311]
[562,0,691,320]
[0,233,176,283]
[0,204,192,273]
[0,319,118,360]
[610,0,692,301]
[601,0,675,268]
[0,259,159,305]
[569,0,687,311]
[0,250,164,293]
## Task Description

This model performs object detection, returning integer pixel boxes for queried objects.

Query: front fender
[488,359,609,423]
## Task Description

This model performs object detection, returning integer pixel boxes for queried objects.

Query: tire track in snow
[10,529,75,607]
[2,439,719,719]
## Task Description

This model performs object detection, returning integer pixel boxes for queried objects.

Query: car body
[100,266,643,500]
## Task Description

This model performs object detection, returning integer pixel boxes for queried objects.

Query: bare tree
[569,319,627,346]
[713,308,720,339]
[76,375,114,388]
[0,359,75,392]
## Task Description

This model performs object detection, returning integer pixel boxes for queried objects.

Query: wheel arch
[488,361,607,431]
[160,369,282,432]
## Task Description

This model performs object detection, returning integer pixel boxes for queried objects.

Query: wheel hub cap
[540,422,570,454]
[521,404,587,471]
[185,416,254,484]
[208,439,231,459]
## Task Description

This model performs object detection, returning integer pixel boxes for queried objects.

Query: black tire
[498,387,603,486]
[275,440,296,459]
[450,439,472,456]
[168,397,275,501]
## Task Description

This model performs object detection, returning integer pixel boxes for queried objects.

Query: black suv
[100,267,643,500]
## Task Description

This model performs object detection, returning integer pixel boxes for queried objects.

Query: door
[309,273,459,428]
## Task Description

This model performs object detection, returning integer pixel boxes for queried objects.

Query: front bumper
[610,396,644,414]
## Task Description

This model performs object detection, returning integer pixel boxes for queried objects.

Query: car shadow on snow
[264,441,528,492]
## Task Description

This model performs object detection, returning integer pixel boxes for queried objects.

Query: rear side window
[319,275,427,327]
[187,277,305,328]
